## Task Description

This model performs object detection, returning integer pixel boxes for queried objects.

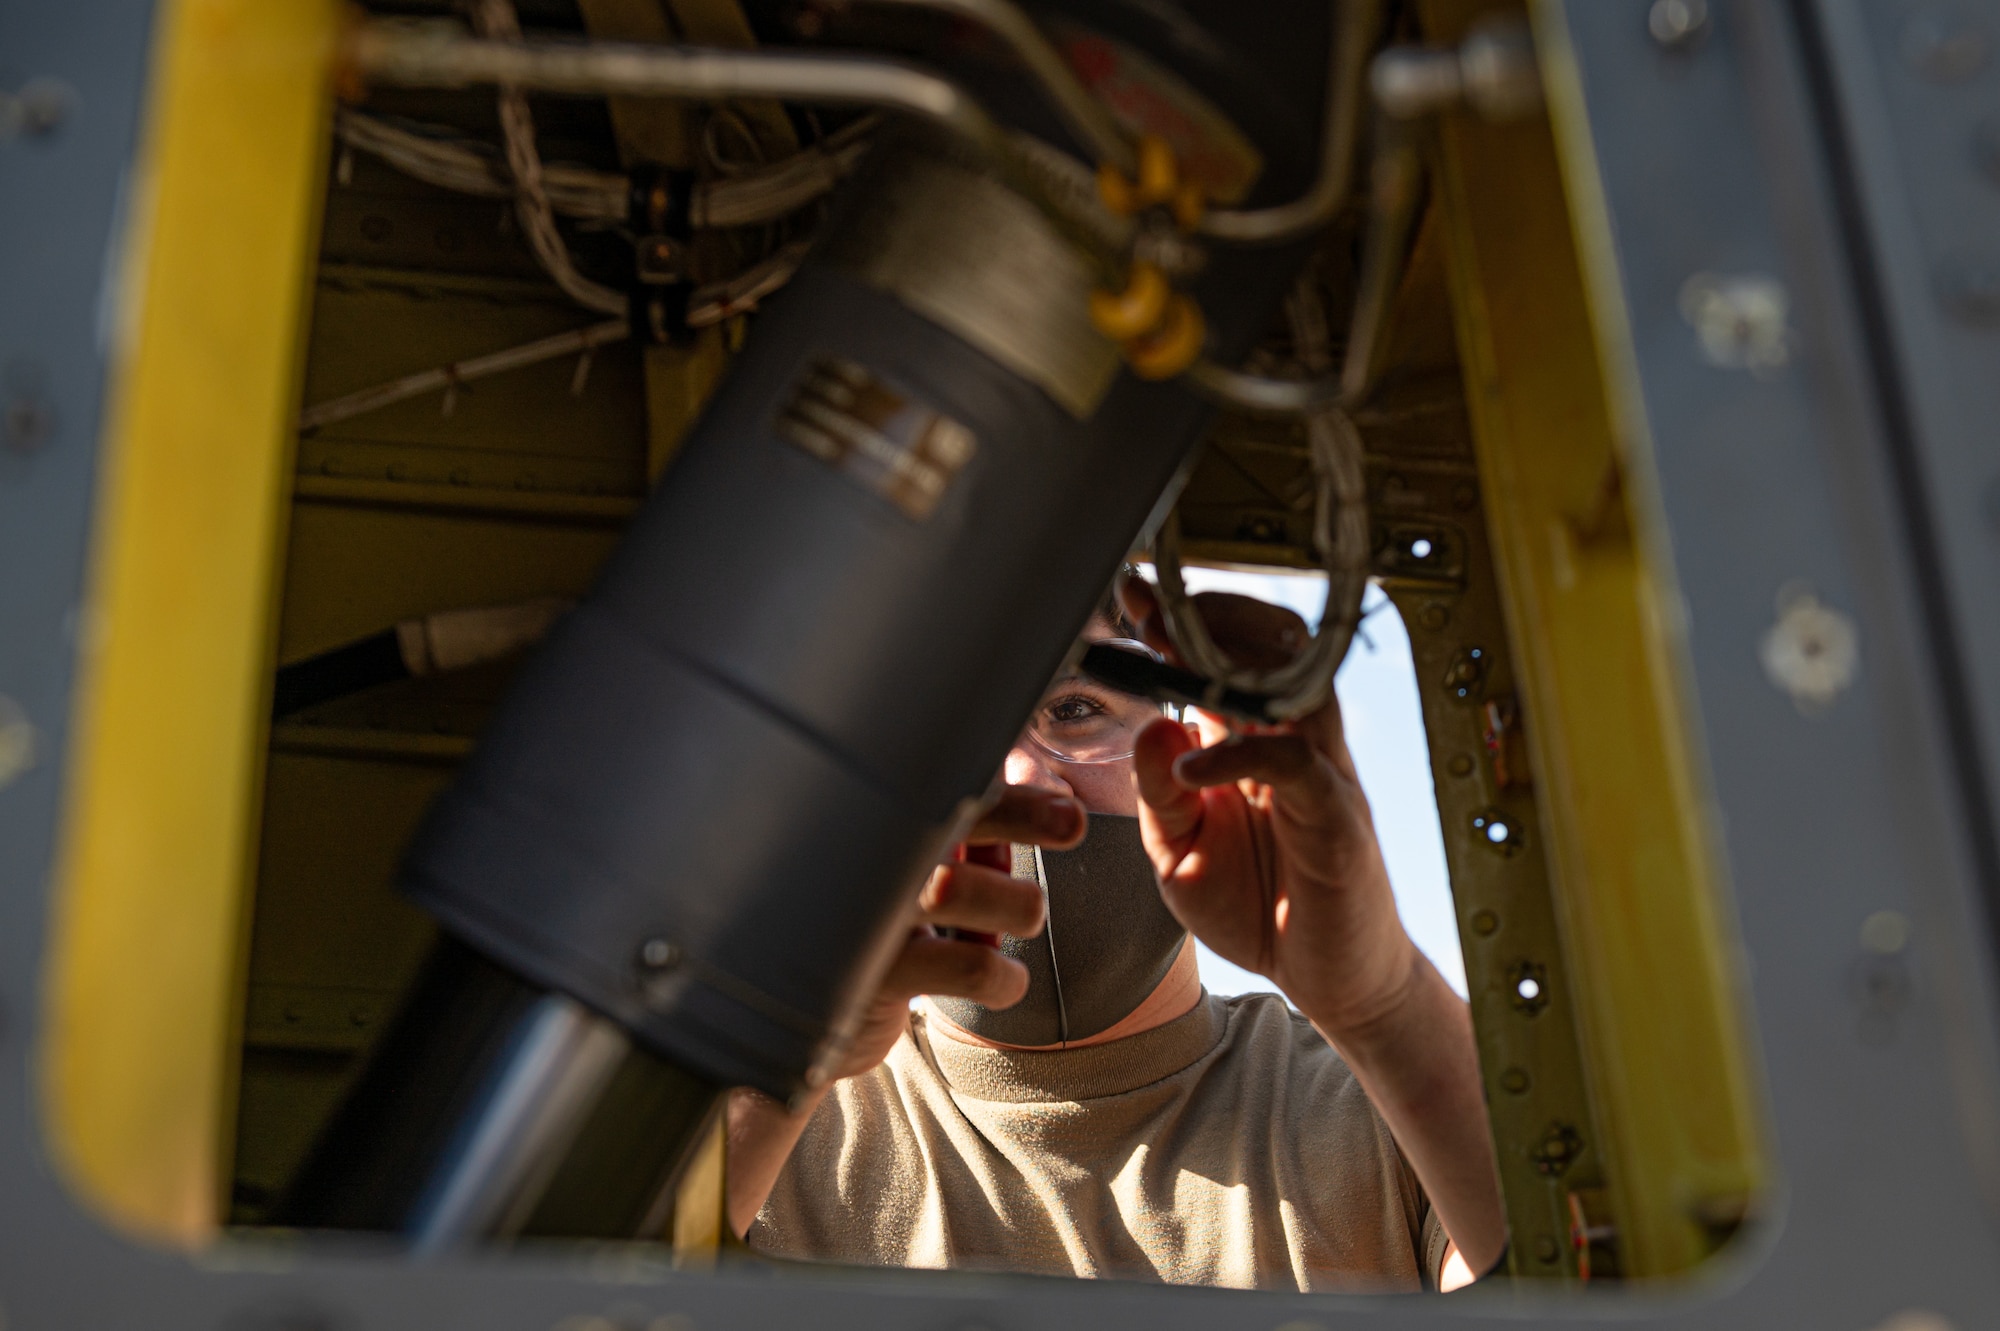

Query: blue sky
[1141,566,1468,1002]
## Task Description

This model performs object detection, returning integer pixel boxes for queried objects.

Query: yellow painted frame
[41,0,340,1244]
[1420,0,1768,1278]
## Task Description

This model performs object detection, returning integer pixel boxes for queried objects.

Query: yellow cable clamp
[1096,134,1207,230]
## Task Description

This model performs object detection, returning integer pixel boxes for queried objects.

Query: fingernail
[1048,796,1082,835]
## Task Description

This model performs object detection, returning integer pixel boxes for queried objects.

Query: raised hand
[1118,580,1418,1037]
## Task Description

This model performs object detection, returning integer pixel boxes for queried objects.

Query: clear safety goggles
[1021,638,1173,766]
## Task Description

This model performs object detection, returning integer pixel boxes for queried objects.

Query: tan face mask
[930,815,1187,1047]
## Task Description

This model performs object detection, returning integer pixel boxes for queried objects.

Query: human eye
[1040,691,1110,729]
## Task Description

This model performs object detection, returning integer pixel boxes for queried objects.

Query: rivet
[1903,10,1991,84]
[639,937,682,971]
[4,394,55,454]
[1501,1065,1530,1094]
[1759,585,1859,710]
[1471,909,1500,936]
[1648,0,1709,49]
[0,696,37,791]
[1860,910,1911,955]
[1680,272,1792,373]
[0,77,76,140]
[1533,1233,1561,1263]
[1418,603,1449,631]
[1447,753,1475,777]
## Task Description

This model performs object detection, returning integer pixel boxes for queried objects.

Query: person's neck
[925,936,1202,1051]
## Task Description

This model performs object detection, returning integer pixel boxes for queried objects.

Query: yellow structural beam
[42,0,339,1243]
[1421,0,1767,1279]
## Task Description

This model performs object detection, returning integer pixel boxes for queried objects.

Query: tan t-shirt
[751,990,1446,1292]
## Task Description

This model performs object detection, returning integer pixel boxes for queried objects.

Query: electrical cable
[1149,271,1371,722]
[298,319,630,432]
[335,108,877,228]
[472,0,629,315]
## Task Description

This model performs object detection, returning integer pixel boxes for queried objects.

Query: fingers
[1117,578,1310,672]
[919,861,1046,938]
[880,932,1030,1009]
[1116,575,1164,649]
[1172,731,1338,815]
[967,783,1085,849]
[1133,714,1204,851]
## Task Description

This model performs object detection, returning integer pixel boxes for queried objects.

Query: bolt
[1903,11,1990,84]
[1418,603,1449,631]
[1533,1233,1561,1264]
[1648,0,1709,50]
[1500,1065,1530,1094]
[1471,909,1499,936]
[1447,752,1475,777]
[639,937,681,970]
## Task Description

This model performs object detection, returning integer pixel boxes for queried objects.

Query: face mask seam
[1034,843,1071,1049]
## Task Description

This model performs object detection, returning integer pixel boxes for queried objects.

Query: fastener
[1648,0,1709,49]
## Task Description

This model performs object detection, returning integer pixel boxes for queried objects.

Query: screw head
[1648,0,1709,49]
[638,937,681,970]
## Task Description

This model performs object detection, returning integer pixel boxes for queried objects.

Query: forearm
[1309,950,1506,1275]
[724,1085,827,1239]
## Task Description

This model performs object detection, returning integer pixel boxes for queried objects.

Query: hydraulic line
[1198,0,1381,244]
[853,0,1135,174]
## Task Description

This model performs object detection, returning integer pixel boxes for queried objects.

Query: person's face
[1004,616,1156,816]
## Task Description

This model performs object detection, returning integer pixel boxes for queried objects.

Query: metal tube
[406,996,629,1253]
[1336,119,1424,404]
[1184,120,1425,416]
[1199,0,1381,244]
[344,24,1013,164]
[855,0,1136,174]
[271,937,722,1242]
